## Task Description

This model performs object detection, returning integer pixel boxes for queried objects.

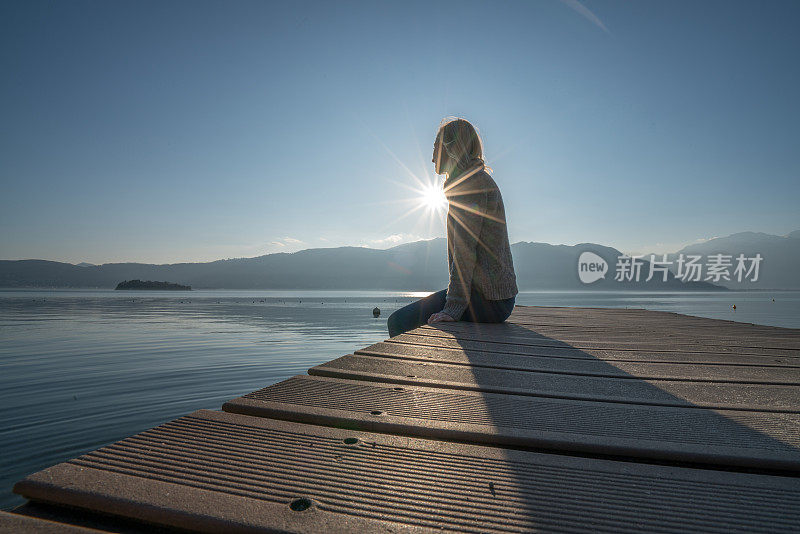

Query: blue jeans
[387,286,516,337]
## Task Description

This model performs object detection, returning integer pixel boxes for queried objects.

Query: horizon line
[2,229,798,266]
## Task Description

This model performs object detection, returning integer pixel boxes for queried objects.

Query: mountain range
[0,238,749,290]
[666,231,800,289]
[2,230,798,290]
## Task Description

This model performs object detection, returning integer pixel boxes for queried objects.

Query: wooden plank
[509,306,746,320]
[508,309,782,323]
[508,305,784,321]
[466,325,800,348]
[364,340,800,367]
[355,343,800,383]
[505,317,798,329]
[502,320,800,336]
[389,334,800,365]
[402,329,799,357]
[224,375,800,472]
[506,307,793,325]
[505,309,800,337]
[14,410,800,534]
[413,328,800,354]
[310,354,800,412]
[475,325,800,345]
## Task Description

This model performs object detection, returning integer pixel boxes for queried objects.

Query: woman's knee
[463,297,515,324]
[387,310,404,337]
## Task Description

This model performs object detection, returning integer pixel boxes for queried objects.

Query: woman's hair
[436,117,487,172]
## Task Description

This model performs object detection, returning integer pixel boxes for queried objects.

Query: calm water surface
[1,289,798,509]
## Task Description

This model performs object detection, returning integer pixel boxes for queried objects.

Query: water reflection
[0,292,411,510]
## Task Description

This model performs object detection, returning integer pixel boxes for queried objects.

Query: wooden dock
[8,305,800,532]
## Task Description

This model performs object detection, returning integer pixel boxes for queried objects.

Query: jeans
[387,286,516,337]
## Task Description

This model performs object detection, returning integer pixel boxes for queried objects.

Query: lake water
[1,288,798,510]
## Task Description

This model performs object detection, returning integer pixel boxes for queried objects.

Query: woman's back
[442,168,518,320]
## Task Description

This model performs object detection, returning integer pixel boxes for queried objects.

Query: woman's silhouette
[387,118,518,337]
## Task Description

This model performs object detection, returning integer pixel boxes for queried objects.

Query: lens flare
[363,122,510,264]
[420,183,447,212]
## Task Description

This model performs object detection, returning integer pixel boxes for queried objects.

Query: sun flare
[420,183,447,212]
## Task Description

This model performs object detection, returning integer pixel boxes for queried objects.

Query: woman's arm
[439,187,489,320]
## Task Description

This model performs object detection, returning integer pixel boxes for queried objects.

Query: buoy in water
[373,307,381,318]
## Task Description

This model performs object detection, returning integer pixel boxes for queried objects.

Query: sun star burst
[419,182,448,212]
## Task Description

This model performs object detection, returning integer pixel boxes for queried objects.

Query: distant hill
[671,231,800,289]
[115,280,191,290]
[0,237,720,290]
[510,241,718,290]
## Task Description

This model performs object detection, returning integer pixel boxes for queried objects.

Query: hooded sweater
[441,166,519,320]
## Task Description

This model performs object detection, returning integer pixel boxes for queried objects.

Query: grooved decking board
[439,316,800,335]
[223,375,800,472]
[428,326,800,350]
[506,314,795,329]
[0,511,107,533]
[395,331,800,360]
[424,326,800,351]
[507,308,789,325]
[503,309,800,340]
[355,343,800,383]
[508,306,785,323]
[310,354,800,412]
[14,410,800,534]
[366,340,800,367]
[505,321,799,334]
[410,326,799,355]
[505,320,800,335]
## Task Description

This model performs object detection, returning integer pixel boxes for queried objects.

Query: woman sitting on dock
[387,118,518,337]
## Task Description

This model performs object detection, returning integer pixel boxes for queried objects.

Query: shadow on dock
[415,318,800,527]
[436,321,800,462]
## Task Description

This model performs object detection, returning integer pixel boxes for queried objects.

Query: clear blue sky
[2,0,798,264]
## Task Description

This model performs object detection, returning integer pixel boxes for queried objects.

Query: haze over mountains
[2,230,797,290]
[665,231,800,289]
[10,230,791,290]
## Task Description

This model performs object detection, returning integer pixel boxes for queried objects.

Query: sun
[420,183,447,212]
